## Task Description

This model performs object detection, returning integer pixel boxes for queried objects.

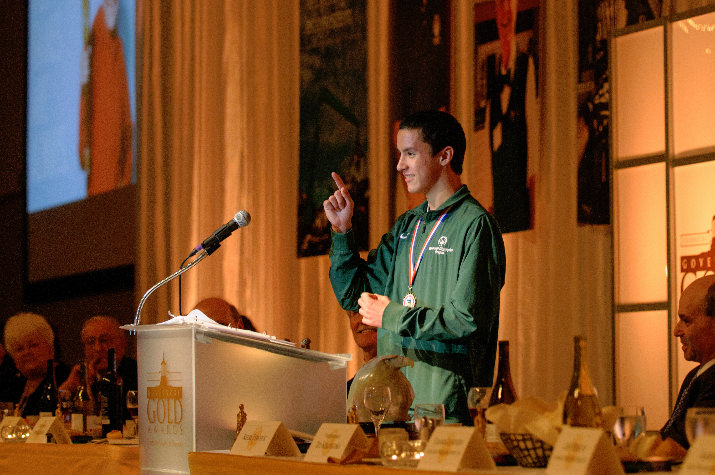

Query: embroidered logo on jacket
[429,235,454,255]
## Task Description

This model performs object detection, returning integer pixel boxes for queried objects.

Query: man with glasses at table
[60,315,137,408]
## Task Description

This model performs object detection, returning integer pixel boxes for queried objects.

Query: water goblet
[467,387,491,438]
[612,406,646,450]
[1,420,32,443]
[685,407,715,446]
[126,390,139,438]
[363,383,391,437]
[414,403,445,441]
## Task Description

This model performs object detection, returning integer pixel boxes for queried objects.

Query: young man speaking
[324,110,506,424]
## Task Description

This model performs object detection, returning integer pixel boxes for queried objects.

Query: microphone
[134,211,252,327]
[190,210,251,256]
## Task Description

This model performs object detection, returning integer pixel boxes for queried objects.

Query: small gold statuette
[236,404,247,439]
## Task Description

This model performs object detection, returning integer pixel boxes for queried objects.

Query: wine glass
[413,403,445,441]
[685,407,715,446]
[126,390,139,438]
[363,383,391,437]
[467,387,491,439]
[612,406,646,450]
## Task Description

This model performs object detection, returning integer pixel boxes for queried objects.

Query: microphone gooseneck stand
[132,249,210,330]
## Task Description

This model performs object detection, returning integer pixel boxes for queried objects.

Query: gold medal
[402,292,416,308]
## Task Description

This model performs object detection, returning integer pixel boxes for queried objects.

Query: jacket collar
[408,185,470,219]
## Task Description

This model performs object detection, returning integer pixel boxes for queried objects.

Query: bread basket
[499,432,553,468]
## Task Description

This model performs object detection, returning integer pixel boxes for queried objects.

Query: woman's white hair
[3,312,55,355]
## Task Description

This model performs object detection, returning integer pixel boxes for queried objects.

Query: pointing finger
[331,172,346,190]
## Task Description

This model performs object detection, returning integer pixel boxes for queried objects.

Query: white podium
[124,322,350,474]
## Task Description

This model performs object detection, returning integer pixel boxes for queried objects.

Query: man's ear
[438,146,454,167]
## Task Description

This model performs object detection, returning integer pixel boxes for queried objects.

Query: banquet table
[0,442,677,474]
[187,452,543,474]
[0,442,139,475]
[187,452,676,475]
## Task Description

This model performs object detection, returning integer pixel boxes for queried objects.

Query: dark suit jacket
[0,360,71,417]
[660,363,715,449]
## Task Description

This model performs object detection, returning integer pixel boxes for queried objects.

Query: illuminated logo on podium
[146,353,184,436]
[679,215,714,292]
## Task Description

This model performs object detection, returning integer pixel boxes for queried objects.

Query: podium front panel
[132,325,347,474]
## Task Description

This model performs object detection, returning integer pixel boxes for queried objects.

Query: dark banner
[298,0,368,257]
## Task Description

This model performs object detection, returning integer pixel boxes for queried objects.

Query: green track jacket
[329,185,506,424]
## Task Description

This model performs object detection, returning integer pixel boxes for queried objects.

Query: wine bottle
[486,341,518,465]
[94,348,124,437]
[72,361,96,435]
[563,335,602,428]
[488,341,518,406]
[38,359,59,417]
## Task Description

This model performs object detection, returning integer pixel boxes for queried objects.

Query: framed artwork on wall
[474,0,539,234]
[577,0,662,225]
[298,0,368,257]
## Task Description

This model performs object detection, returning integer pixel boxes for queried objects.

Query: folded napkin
[327,437,379,464]
[485,395,562,446]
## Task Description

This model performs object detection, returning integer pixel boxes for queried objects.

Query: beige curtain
[137,0,614,401]
[137,0,371,378]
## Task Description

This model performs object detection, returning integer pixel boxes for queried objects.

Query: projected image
[27,0,136,213]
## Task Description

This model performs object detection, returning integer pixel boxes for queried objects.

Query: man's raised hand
[323,172,354,233]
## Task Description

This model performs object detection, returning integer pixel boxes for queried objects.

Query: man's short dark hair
[399,110,467,175]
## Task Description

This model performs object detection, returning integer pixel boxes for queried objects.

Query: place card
[417,426,495,472]
[679,434,715,474]
[303,423,369,463]
[230,420,300,456]
[0,416,23,443]
[546,426,624,475]
[26,416,71,444]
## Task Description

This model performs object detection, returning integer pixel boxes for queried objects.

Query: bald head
[681,275,715,317]
[194,298,244,329]
[675,275,715,364]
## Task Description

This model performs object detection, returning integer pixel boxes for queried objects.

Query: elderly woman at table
[0,312,70,417]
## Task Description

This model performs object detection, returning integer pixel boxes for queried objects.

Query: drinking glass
[612,406,646,449]
[414,403,445,441]
[363,384,391,437]
[685,407,715,446]
[58,389,73,429]
[126,390,139,438]
[467,387,491,439]
[1,420,31,443]
[380,439,426,467]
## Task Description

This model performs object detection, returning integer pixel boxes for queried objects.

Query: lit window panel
[612,27,665,161]
[614,163,667,304]
[672,11,715,158]
[616,310,669,430]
